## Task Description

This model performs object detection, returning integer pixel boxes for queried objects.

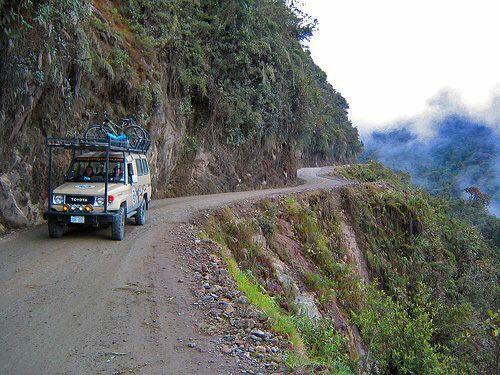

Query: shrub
[335,161,410,186]
[110,47,130,72]
[181,134,199,156]
[303,271,335,304]
[338,166,498,372]
[256,200,278,236]
[295,317,354,373]
[352,286,454,374]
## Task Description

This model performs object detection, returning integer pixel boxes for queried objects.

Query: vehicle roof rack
[45,136,151,154]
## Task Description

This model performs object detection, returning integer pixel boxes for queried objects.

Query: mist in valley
[361,93,499,216]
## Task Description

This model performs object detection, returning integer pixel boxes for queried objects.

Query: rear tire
[48,218,66,238]
[111,206,125,241]
[84,125,108,140]
[135,200,146,225]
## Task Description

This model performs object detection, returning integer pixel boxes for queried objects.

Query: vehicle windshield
[65,158,125,183]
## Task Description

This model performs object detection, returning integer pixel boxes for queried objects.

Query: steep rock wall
[0,1,362,231]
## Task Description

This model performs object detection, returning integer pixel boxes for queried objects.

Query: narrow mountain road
[0,167,346,375]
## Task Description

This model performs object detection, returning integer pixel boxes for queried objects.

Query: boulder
[0,174,30,228]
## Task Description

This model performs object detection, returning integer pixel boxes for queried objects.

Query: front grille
[65,195,95,205]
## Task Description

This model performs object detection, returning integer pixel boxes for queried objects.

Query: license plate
[70,216,85,224]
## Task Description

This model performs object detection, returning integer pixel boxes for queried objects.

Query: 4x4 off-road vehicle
[43,116,151,240]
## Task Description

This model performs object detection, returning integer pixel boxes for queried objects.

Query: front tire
[48,218,66,238]
[135,200,146,225]
[111,206,125,241]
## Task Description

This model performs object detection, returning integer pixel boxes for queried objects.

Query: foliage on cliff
[0,0,361,230]
[337,164,499,373]
[336,162,499,250]
[116,0,361,159]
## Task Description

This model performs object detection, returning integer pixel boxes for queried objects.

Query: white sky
[300,0,500,133]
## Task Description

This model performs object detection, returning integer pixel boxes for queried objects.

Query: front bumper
[43,210,116,225]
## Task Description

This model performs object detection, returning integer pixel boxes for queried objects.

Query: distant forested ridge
[362,114,499,216]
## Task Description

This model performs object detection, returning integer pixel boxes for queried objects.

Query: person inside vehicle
[94,163,104,177]
[82,165,94,181]
[112,166,123,182]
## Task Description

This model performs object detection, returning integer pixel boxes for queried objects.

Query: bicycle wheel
[124,125,147,147]
[84,125,108,140]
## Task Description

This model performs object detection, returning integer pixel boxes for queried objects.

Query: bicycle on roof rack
[84,112,149,150]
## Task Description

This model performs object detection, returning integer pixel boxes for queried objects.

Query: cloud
[363,89,500,139]
[300,0,500,131]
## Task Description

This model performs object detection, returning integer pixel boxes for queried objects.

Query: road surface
[0,167,345,375]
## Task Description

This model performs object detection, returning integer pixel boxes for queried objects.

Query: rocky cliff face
[0,1,362,231]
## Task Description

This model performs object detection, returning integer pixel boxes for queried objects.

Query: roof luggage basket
[45,136,151,154]
[45,115,151,154]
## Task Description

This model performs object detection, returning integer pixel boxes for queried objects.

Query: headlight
[95,197,105,207]
[52,194,64,205]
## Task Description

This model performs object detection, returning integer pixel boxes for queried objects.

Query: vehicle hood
[53,182,125,196]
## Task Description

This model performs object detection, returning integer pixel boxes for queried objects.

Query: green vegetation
[205,166,498,373]
[256,200,278,236]
[180,134,199,156]
[117,0,362,159]
[336,162,499,249]
[294,317,354,374]
[335,161,411,187]
[303,271,335,304]
[204,208,304,352]
[0,0,361,160]
[352,285,456,374]
[446,197,500,250]
[0,0,362,230]
[283,196,363,312]
[338,164,499,373]
[205,198,363,372]
[225,255,303,350]
[205,206,358,372]
[110,47,131,75]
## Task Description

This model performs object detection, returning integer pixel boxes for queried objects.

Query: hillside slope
[204,163,499,374]
[0,0,362,231]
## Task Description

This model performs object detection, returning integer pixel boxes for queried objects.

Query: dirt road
[0,167,345,375]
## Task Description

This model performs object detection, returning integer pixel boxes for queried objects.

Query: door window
[127,163,134,183]
[136,159,144,176]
